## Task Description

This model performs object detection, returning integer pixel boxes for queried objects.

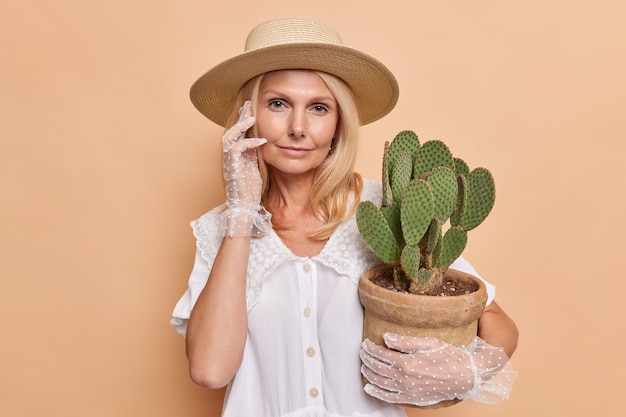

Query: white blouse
[171,180,495,417]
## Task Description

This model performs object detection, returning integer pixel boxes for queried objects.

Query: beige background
[2,0,624,416]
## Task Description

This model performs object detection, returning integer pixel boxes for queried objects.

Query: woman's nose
[288,112,306,138]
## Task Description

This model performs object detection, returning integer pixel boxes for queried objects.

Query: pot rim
[359,265,488,325]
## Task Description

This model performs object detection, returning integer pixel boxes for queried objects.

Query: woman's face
[255,70,338,177]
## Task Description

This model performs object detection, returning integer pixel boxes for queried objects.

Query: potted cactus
[357,130,496,395]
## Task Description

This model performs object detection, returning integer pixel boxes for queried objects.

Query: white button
[309,387,319,398]
[303,263,311,273]
[303,306,312,317]
[306,346,316,357]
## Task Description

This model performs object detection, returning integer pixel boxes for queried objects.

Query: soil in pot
[369,268,479,297]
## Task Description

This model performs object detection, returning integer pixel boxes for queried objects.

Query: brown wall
[2,1,624,416]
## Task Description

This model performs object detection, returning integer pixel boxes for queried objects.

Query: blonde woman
[171,17,518,417]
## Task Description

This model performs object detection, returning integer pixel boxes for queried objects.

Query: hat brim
[190,43,399,127]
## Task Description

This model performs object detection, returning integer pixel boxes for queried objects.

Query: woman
[171,17,518,416]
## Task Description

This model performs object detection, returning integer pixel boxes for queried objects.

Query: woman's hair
[224,70,363,240]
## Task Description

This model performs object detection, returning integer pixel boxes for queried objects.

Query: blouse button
[303,263,311,273]
[303,306,312,317]
[309,387,319,398]
[306,346,316,357]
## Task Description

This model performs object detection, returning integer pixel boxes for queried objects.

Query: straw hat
[190,17,399,127]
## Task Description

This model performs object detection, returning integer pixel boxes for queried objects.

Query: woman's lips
[278,146,311,156]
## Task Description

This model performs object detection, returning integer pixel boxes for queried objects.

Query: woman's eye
[269,100,285,109]
[312,105,328,113]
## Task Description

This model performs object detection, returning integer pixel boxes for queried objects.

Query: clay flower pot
[358,265,488,408]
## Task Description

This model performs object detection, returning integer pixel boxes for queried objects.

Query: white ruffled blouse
[171,180,495,417]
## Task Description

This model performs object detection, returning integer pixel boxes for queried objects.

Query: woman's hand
[360,334,516,407]
[221,101,271,237]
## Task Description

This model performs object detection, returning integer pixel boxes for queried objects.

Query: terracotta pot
[358,265,488,409]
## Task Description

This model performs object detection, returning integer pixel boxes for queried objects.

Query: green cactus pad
[454,157,470,177]
[391,151,413,202]
[382,141,393,206]
[409,268,438,293]
[428,166,458,223]
[414,140,455,179]
[401,179,434,246]
[450,174,467,227]
[440,226,467,269]
[388,130,420,174]
[420,218,442,256]
[431,236,442,269]
[357,201,401,264]
[381,202,403,246]
[419,218,441,269]
[460,168,496,231]
[415,268,435,289]
[401,244,421,279]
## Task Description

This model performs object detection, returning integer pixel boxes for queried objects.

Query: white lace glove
[220,100,271,237]
[360,334,517,407]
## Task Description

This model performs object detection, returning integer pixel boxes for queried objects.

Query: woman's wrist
[221,205,272,237]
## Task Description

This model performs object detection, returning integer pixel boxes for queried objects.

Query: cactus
[356,130,495,294]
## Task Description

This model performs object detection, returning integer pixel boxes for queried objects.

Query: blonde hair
[224,71,363,240]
